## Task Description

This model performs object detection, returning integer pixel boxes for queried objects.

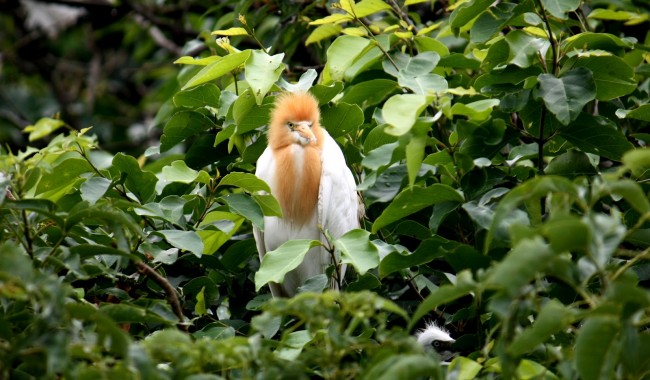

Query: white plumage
[253,92,358,297]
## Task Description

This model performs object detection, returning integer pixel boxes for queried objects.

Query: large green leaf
[575,316,621,380]
[173,83,221,109]
[182,50,251,90]
[161,160,210,184]
[541,0,580,19]
[218,172,271,193]
[335,229,380,275]
[322,36,372,83]
[485,237,554,295]
[570,55,636,101]
[372,184,464,233]
[449,0,495,30]
[24,117,66,141]
[160,111,216,152]
[382,94,430,136]
[231,89,273,134]
[245,51,285,105]
[339,79,399,106]
[222,193,264,229]
[321,102,364,138]
[508,299,577,356]
[35,157,92,198]
[112,153,158,203]
[254,240,322,291]
[536,68,596,126]
[505,30,550,68]
[361,354,440,380]
[156,230,204,258]
[559,113,634,161]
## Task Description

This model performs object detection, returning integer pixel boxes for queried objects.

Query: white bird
[253,92,359,297]
[416,322,457,362]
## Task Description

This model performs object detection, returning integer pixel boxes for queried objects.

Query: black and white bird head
[415,322,456,362]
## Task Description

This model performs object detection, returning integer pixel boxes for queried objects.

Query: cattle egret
[253,92,359,297]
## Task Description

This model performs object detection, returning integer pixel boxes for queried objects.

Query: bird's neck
[273,144,322,225]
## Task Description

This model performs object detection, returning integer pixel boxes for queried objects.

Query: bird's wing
[318,131,359,244]
[318,131,358,288]
[253,147,275,261]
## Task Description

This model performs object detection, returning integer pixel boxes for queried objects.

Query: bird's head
[415,322,457,362]
[268,92,323,150]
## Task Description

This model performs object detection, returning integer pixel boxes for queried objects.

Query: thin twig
[387,0,419,34]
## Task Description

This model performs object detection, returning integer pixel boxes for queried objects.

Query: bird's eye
[287,122,294,130]
[433,341,441,348]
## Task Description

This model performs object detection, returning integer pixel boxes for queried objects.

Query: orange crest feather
[267,92,324,225]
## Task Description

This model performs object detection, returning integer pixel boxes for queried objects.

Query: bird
[253,91,359,297]
[415,321,457,362]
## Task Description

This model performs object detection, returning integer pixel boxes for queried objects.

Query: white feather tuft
[415,321,454,347]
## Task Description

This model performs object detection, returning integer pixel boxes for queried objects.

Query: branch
[136,261,188,331]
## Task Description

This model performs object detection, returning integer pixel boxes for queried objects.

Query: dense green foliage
[2,0,650,378]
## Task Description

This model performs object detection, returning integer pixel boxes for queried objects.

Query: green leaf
[113,153,158,203]
[447,357,483,380]
[310,82,344,104]
[160,111,216,152]
[173,83,221,108]
[486,237,554,295]
[80,177,112,205]
[24,117,66,141]
[222,193,264,229]
[536,68,596,126]
[486,176,576,250]
[306,24,343,45]
[231,89,273,134]
[161,160,210,184]
[254,240,322,291]
[382,94,430,136]
[541,0,580,19]
[322,36,372,84]
[35,157,92,195]
[575,316,621,380]
[252,194,283,217]
[0,241,33,284]
[156,230,204,258]
[245,51,285,105]
[353,0,393,18]
[508,299,577,356]
[506,30,550,68]
[544,150,597,178]
[451,99,500,122]
[405,126,427,187]
[379,237,446,279]
[211,27,249,36]
[198,211,245,254]
[339,79,399,106]
[321,102,364,138]
[449,0,495,30]
[562,32,634,55]
[218,172,271,193]
[618,104,650,122]
[570,55,636,101]
[362,354,440,380]
[622,148,650,178]
[335,229,380,275]
[373,184,464,233]
[398,72,447,95]
[559,113,634,161]
[182,50,251,90]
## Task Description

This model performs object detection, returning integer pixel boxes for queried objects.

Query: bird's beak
[294,121,316,145]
